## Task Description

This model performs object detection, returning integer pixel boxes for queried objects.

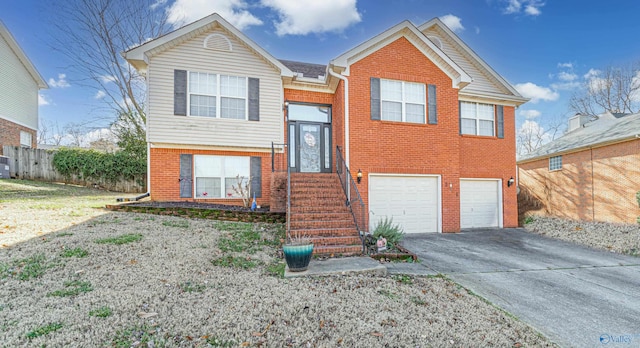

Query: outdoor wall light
[283,101,289,110]
[507,177,515,187]
[357,169,363,184]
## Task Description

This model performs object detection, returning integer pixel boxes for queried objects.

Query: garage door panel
[369,175,439,234]
[460,180,500,229]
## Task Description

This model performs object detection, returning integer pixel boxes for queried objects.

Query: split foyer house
[518,112,640,224]
[0,20,48,154]
[125,14,527,254]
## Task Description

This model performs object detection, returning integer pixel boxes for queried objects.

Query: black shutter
[179,154,193,198]
[370,77,381,120]
[248,78,260,121]
[174,70,187,116]
[427,84,437,124]
[458,101,462,135]
[250,156,261,198]
[497,105,504,139]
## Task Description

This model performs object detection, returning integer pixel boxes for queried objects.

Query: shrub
[52,147,145,185]
[372,217,405,248]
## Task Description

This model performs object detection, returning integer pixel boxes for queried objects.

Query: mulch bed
[105,201,286,224]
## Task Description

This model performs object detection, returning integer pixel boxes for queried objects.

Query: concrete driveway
[401,228,640,348]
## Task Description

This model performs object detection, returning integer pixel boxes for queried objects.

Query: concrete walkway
[402,228,640,348]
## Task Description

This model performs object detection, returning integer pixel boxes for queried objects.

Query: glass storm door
[287,103,332,173]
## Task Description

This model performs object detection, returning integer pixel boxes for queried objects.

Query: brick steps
[288,173,361,256]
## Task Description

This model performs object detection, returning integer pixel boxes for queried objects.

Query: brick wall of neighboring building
[0,117,36,155]
[518,139,640,224]
[149,147,272,207]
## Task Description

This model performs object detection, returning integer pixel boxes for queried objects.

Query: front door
[287,103,332,173]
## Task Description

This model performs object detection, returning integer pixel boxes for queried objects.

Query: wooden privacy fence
[2,146,146,193]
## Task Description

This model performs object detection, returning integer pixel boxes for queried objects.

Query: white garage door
[369,175,439,234]
[460,179,501,229]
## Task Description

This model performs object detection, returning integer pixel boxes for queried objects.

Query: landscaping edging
[105,203,286,223]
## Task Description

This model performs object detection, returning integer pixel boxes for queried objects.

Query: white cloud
[48,73,70,88]
[38,94,50,106]
[439,14,464,33]
[558,71,577,81]
[583,68,601,79]
[99,75,118,84]
[94,90,106,99]
[474,26,480,35]
[557,62,573,69]
[150,0,167,10]
[515,82,559,103]
[166,0,263,30]
[551,81,580,91]
[82,128,116,147]
[519,109,541,119]
[262,0,361,36]
[502,0,544,16]
[524,4,541,16]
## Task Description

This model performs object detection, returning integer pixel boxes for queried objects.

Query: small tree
[231,175,252,208]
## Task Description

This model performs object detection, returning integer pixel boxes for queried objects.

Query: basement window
[549,156,562,171]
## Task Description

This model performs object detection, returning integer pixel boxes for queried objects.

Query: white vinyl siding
[461,102,495,136]
[194,155,249,198]
[147,27,283,148]
[549,156,562,171]
[380,79,425,123]
[0,34,39,130]
[422,26,510,95]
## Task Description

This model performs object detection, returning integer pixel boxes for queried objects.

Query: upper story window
[549,155,562,171]
[20,131,32,148]
[460,101,495,136]
[380,79,426,123]
[188,72,247,119]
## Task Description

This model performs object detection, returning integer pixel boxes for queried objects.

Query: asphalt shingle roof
[278,59,327,79]
[518,112,640,162]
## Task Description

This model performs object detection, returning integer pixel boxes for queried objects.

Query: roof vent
[203,33,232,51]
[427,35,443,49]
[567,113,593,132]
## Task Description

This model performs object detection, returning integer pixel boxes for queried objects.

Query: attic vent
[427,36,443,49]
[203,33,232,51]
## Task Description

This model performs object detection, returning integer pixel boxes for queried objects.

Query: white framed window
[549,156,562,171]
[460,102,495,136]
[381,79,426,123]
[188,72,247,119]
[20,131,32,148]
[194,155,249,198]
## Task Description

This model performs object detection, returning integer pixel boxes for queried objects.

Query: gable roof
[330,20,472,89]
[0,20,48,89]
[124,13,293,78]
[518,112,640,163]
[418,18,526,104]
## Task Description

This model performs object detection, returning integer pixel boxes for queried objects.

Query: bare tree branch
[570,62,640,115]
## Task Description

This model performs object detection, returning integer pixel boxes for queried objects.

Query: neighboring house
[518,112,640,224]
[125,14,526,253]
[0,20,48,154]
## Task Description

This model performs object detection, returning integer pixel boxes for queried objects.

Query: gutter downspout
[327,67,349,170]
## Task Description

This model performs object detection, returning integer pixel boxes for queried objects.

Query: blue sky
[2,0,640,144]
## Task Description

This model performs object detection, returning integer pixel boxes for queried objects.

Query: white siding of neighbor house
[147,26,283,149]
[0,34,38,130]
[422,26,509,95]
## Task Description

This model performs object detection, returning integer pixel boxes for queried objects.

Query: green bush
[52,147,145,184]
[372,217,405,248]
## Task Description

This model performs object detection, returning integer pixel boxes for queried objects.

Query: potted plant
[283,231,314,272]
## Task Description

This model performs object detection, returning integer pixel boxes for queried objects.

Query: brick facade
[0,117,36,155]
[518,139,640,224]
[149,147,272,207]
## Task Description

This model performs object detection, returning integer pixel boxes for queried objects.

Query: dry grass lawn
[0,179,554,347]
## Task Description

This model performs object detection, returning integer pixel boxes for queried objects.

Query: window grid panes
[460,102,495,136]
[380,79,425,123]
[188,72,247,119]
[549,156,562,171]
[194,156,250,198]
